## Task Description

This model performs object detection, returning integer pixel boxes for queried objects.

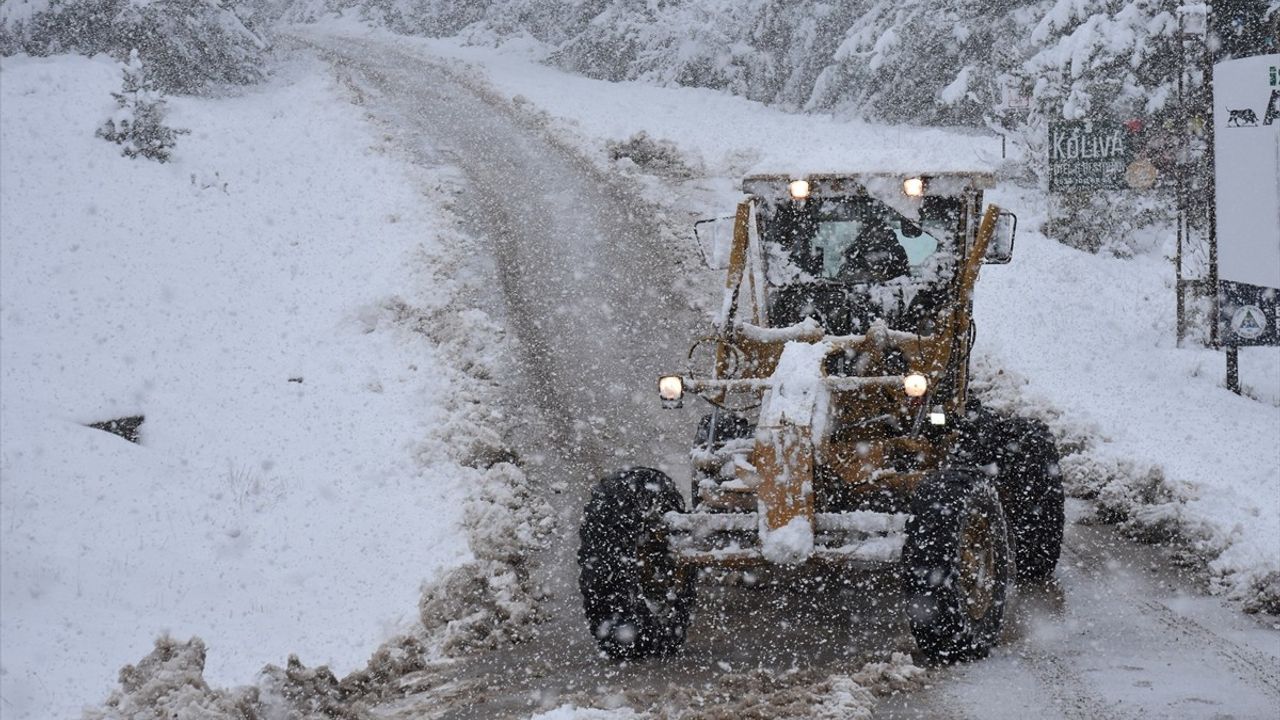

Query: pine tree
[96,49,189,163]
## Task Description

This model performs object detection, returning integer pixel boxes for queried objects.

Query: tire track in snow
[1061,527,1280,706]
[1137,598,1280,702]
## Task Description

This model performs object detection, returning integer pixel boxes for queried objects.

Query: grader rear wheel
[997,417,1064,582]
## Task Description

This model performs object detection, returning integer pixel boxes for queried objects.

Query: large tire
[992,418,1064,582]
[578,467,695,659]
[902,470,1013,663]
[955,404,1064,584]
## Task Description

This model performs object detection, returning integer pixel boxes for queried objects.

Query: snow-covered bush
[1,0,267,94]
[606,131,695,178]
[97,50,189,162]
[1041,190,1176,256]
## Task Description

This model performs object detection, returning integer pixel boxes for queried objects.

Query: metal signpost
[1212,53,1280,393]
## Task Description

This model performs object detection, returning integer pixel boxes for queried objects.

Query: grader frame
[577,172,1057,663]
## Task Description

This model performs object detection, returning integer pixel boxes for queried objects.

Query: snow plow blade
[664,510,907,568]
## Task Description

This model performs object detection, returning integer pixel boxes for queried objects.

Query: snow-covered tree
[811,0,1041,124]
[267,0,1278,131]
[97,49,189,162]
[1,0,268,94]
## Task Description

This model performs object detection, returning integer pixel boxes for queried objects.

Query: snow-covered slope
[975,188,1280,610]
[313,23,1280,612]
[0,52,486,719]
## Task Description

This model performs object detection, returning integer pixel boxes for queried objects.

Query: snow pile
[86,637,257,720]
[526,707,645,720]
[418,459,553,653]
[629,653,924,719]
[848,651,930,696]
[760,516,816,566]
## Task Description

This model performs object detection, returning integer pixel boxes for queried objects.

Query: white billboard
[1213,54,1280,291]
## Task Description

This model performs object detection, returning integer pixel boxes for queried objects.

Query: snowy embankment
[0,52,537,719]
[308,24,1279,616]
[970,216,1280,610]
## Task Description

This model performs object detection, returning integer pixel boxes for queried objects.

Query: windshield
[757,195,965,334]
[760,195,961,285]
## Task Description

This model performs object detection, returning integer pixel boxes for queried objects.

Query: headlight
[902,177,925,197]
[788,179,811,199]
[658,375,684,407]
[903,373,928,398]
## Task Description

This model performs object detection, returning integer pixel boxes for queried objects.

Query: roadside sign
[1213,53,1280,349]
[1219,283,1279,346]
[1048,120,1132,191]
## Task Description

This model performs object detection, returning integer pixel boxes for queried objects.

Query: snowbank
[524,652,927,719]
[0,52,483,718]
[974,188,1280,611]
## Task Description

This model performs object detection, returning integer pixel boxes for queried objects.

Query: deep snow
[0,52,485,718]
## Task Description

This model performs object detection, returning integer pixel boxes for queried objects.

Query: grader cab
[578,172,1064,663]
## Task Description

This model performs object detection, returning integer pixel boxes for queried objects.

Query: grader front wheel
[578,467,695,659]
[902,471,1013,663]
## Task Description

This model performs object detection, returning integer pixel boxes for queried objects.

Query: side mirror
[693,216,736,270]
[984,211,1016,264]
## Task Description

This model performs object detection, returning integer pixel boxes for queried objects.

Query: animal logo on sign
[1227,108,1259,126]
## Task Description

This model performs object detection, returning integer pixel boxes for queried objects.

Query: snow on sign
[1047,120,1131,191]
[1213,53,1280,347]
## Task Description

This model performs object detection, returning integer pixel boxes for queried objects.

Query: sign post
[1212,53,1280,393]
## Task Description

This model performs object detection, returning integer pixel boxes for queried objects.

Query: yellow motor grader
[578,172,1063,663]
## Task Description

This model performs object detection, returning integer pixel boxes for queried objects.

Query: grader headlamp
[787,179,811,199]
[658,375,685,408]
[903,372,929,398]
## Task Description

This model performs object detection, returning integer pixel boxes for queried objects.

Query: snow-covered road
[298,29,702,667]
[301,31,1279,720]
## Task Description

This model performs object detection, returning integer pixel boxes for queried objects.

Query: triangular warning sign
[1239,309,1263,332]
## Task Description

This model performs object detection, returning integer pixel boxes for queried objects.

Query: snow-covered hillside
[277,0,1279,128]
[0,51,509,719]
